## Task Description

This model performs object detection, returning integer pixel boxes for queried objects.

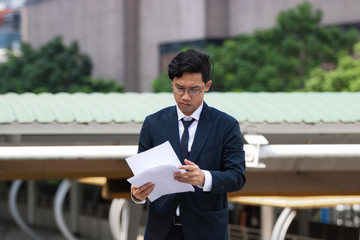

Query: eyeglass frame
[172,84,206,96]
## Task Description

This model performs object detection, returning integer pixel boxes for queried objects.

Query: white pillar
[261,206,274,240]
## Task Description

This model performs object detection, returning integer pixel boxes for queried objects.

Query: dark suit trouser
[166,225,184,240]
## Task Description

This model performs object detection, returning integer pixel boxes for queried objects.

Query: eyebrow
[175,84,201,89]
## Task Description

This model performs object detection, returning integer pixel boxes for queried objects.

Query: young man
[131,49,246,240]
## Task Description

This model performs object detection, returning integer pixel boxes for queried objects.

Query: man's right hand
[131,182,155,201]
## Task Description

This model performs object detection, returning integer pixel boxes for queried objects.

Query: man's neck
[176,102,203,120]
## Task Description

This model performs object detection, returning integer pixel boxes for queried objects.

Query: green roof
[0,92,359,124]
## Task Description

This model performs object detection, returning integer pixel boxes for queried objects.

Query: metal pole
[271,207,296,240]
[8,180,44,240]
[279,209,296,240]
[27,180,36,225]
[70,180,80,234]
[54,179,77,240]
[109,198,126,240]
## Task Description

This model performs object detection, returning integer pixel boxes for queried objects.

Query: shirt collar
[176,102,203,121]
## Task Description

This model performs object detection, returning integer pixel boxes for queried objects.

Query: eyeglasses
[172,85,205,96]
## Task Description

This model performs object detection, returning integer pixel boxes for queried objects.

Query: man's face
[172,72,212,116]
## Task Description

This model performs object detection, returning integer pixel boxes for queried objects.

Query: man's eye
[190,89,200,93]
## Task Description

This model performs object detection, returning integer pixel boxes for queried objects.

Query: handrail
[228,224,324,240]
[2,144,360,161]
[53,179,76,240]
[8,180,44,240]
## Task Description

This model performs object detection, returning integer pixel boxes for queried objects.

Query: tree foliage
[305,42,360,91]
[152,2,359,92]
[207,2,358,92]
[0,37,123,93]
[152,71,171,93]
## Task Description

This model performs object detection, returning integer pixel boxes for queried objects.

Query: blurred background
[1,0,359,94]
[0,0,360,240]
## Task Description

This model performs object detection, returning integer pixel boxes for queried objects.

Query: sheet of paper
[126,141,194,201]
[127,163,194,201]
[126,141,183,175]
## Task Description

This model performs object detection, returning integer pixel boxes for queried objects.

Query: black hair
[168,49,212,83]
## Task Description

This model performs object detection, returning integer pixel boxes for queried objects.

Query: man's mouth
[180,102,191,107]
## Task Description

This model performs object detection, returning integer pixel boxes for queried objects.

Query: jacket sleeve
[138,116,153,153]
[210,120,246,193]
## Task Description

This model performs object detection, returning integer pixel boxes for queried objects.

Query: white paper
[126,141,194,201]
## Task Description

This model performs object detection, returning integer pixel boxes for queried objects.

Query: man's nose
[181,91,191,100]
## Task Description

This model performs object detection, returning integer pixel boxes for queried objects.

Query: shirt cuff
[131,192,146,204]
[198,170,212,192]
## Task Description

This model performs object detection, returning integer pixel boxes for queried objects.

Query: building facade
[21,0,360,91]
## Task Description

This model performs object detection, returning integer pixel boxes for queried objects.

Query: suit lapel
[165,106,182,161]
[189,102,213,163]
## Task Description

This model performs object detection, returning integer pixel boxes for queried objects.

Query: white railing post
[271,207,296,240]
[109,198,127,240]
[54,179,77,240]
[9,180,44,240]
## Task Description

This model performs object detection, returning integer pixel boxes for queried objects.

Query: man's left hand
[174,159,205,186]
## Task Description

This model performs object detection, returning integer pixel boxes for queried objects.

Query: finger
[132,182,153,193]
[175,176,198,185]
[174,168,204,186]
[184,159,195,165]
[133,183,155,200]
[175,167,201,178]
[138,182,154,190]
[140,183,155,196]
[179,164,199,171]
[175,171,200,180]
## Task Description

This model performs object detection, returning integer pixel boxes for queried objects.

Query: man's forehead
[173,73,204,85]
[174,81,202,87]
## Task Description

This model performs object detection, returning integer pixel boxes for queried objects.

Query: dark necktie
[180,118,195,161]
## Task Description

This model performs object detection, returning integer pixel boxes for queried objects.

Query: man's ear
[205,80,212,92]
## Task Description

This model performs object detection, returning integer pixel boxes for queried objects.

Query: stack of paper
[126,141,194,201]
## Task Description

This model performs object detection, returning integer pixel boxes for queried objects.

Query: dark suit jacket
[138,102,246,240]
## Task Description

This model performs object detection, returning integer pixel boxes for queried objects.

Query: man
[131,49,246,240]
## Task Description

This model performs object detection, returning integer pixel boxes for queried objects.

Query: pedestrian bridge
[1,92,360,240]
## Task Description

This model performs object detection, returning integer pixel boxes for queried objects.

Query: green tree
[208,2,359,92]
[305,42,360,91]
[0,37,123,93]
[152,71,172,92]
[152,2,358,92]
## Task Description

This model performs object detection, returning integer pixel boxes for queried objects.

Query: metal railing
[229,225,261,240]
[228,225,324,240]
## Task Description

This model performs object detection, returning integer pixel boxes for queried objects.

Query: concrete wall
[138,0,206,91]
[22,0,125,84]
